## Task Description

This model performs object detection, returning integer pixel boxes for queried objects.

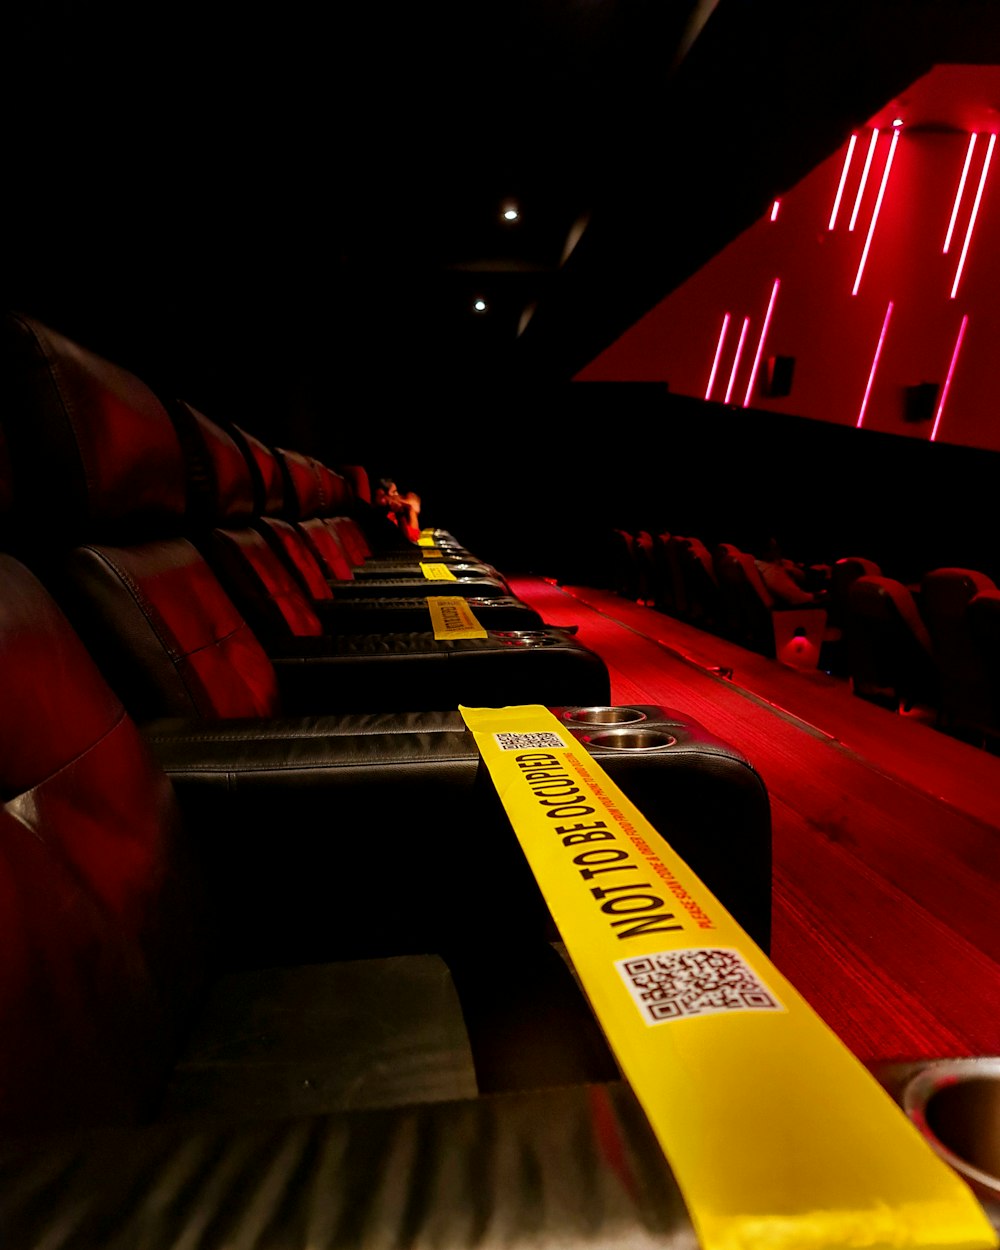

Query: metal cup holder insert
[564,706,648,727]
[585,726,677,751]
[901,1057,1000,1200]
[493,630,558,648]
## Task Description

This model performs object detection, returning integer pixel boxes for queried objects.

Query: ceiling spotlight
[501,201,520,223]
[473,298,488,313]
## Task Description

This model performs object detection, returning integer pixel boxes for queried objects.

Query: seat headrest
[310,458,352,515]
[169,401,256,526]
[229,425,285,516]
[921,567,997,617]
[334,463,371,504]
[1,312,187,544]
[274,446,323,520]
[850,575,933,650]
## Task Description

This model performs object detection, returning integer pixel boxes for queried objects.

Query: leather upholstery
[0,314,611,709]
[0,554,619,1134]
[0,554,206,1129]
[1,312,186,546]
[147,703,772,954]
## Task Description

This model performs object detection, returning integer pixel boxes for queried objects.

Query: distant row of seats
[604,526,1000,752]
[0,310,774,1243]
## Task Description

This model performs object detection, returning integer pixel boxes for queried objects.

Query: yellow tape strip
[460,704,997,1250]
[420,562,458,581]
[426,596,487,639]
[418,529,437,545]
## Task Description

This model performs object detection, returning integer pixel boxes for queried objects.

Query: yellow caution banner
[426,596,487,639]
[460,703,997,1250]
[420,562,458,581]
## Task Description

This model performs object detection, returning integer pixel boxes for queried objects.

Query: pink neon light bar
[950,132,996,299]
[743,279,781,407]
[848,129,880,232]
[857,300,893,428]
[930,315,969,442]
[943,132,978,254]
[829,133,858,230]
[724,317,750,405]
[705,313,731,400]
[769,200,780,222]
[852,128,900,296]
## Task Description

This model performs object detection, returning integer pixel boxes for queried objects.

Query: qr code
[617,948,783,1024]
[494,731,567,750]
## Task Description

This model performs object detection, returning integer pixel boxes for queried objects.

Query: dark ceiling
[6,1,1000,438]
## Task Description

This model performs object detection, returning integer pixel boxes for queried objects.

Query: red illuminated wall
[577,64,1000,454]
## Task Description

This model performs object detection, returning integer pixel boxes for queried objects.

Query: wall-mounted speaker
[763,355,795,398]
[903,381,939,423]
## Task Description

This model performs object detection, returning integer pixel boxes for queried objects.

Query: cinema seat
[171,399,548,633]
[713,542,828,666]
[0,310,773,952]
[0,553,770,1247]
[277,446,498,578]
[671,534,726,633]
[0,311,612,713]
[842,574,940,714]
[919,566,998,743]
[0,551,619,1135]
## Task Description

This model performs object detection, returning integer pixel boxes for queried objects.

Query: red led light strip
[943,133,978,254]
[724,317,750,405]
[743,279,781,407]
[930,315,969,442]
[950,132,996,299]
[829,133,858,230]
[852,128,900,296]
[856,300,893,429]
[848,129,880,232]
[705,313,731,400]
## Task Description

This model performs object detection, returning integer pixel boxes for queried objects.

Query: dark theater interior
[6,1,1000,1246]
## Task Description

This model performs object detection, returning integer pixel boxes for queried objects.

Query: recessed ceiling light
[473,298,488,313]
[501,201,520,223]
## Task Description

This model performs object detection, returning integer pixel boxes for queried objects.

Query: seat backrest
[843,575,938,712]
[0,553,207,1130]
[966,589,1000,746]
[650,531,683,617]
[921,567,998,733]
[828,556,881,630]
[713,542,777,653]
[168,403,330,641]
[1,311,188,554]
[671,535,724,630]
[0,312,285,722]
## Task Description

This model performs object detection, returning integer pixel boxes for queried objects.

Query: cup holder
[563,706,648,727]
[492,630,558,648]
[901,1057,1000,1199]
[585,727,677,751]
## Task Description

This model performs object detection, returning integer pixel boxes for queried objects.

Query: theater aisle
[508,574,1000,1066]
